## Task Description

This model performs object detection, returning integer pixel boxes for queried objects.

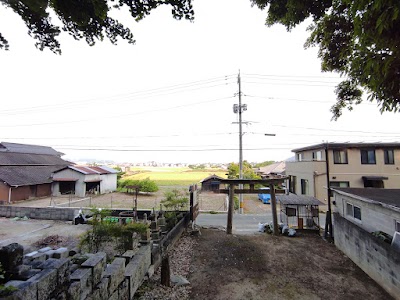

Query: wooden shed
[200,174,225,192]
[277,194,323,230]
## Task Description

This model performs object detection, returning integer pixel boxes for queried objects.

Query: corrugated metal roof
[56,165,117,175]
[332,188,400,209]
[277,194,323,206]
[0,142,63,156]
[0,165,65,186]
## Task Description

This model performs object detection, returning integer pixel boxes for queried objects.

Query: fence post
[227,184,235,234]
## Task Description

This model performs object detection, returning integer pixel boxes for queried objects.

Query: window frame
[384,149,395,165]
[333,149,348,164]
[395,220,400,232]
[345,202,362,222]
[330,181,350,188]
[300,179,308,195]
[312,150,322,161]
[361,149,376,164]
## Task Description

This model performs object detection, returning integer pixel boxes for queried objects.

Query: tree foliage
[118,177,159,193]
[251,0,400,119]
[0,0,194,53]
[227,161,260,180]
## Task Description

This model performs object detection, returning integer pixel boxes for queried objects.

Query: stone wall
[0,206,77,221]
[333,213,400,300]
[2,243,151,300]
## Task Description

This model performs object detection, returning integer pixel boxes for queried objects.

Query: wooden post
[161,255,171,287]
[227,184,235,234]
[270,184,279,236]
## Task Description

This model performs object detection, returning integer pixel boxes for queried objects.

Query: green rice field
[123,167,227,186]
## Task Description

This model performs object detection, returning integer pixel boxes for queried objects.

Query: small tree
[161,189,189,211]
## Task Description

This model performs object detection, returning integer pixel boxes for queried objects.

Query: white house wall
[100,173,117,194]
[334,193,400,236]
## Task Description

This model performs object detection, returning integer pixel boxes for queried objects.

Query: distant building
[200,174,225,192]
[0,142,71,203]
[255,161,285,178]
[285,142,400,203]
[52,165,118,197]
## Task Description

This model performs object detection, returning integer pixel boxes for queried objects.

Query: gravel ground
[134,233,194,300]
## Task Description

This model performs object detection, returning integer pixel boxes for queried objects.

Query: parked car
[258,187,271,204]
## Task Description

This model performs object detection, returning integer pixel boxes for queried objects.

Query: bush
[118,177,159,193]
[161,189,189,211]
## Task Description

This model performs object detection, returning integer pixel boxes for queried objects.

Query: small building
[52,165,118,197]
[200,174,224,192]
[255,161,286,178]
[331,188,400,299]
[277,194,322,230]
[0,142,71,203]
[332,187,400,237]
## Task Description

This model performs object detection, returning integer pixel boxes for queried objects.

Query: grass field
[123,167,227,186]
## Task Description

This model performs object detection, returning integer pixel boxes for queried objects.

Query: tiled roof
[0,152,70,166]
[257,162,286,175]
[0,142,63,156]
[332,188,400,209]
[277,194,323,206]
[0,165,65,186]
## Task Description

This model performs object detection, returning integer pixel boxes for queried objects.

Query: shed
[277,194,323,230]
[52,165,118,197]
[200,174,225,191]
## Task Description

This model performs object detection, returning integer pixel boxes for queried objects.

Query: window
[301,179,308,195]
[330,181,350,188]
[395,220,400,232]
[361,149,376,164]
[289,176,296,194]
[333,149,348,164]
[296,153,303,162]
[312,151,322,161]
[384,149,395,165]
[346,202,362,221]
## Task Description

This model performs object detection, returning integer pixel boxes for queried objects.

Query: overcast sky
[0,0,399,164]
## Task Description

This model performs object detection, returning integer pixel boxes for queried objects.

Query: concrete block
[44,250,56,259]
[70,267,92,300]
[5,280,37,300]
[16,268,41,280]
[67,281,81,300]
[25,251,39,259]
[81,252,106,287]
[53,248,69,259]
[104,257,126,294]
[29,268,58,300]
[31,252,47,263]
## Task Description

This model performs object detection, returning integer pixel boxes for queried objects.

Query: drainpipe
[8,186,12,204]
[324,143,333,240]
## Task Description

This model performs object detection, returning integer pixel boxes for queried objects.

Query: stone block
[67,281,81,300]
[69,248,79,257]
[118,279,129,300]
[125,245,151,298]
[16,268,41,280]
[103,257,126,294]
[81,252,106,287]
[31,253,47,263]
[53,248,69,259]
[121,250,138,264]
[38,258,70,287]
[0,243,24,275]
[44,250,56,259]
[89,277,109,300]
[5,280,37,300]
[29,268,58,300]
[25,251,39,259]
[70,267,92,300]
[38,247,52,253]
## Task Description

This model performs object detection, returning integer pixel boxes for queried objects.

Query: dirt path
[188,228,393,300]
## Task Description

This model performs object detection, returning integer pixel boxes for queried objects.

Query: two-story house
[285,142,400,204]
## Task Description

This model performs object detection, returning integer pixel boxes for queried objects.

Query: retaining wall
[0,206,77,221]
[333,213,400,300]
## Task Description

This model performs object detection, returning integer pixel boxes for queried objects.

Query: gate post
[270,184,279,236]
[227,184,235,234]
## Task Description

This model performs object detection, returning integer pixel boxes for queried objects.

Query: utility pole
[233,71,246,214]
